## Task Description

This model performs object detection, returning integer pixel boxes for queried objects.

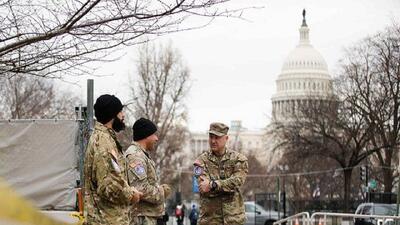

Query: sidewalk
[166,216,190,225]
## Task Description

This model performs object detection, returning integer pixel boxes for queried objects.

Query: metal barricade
[310,212,400,225]
[274,212,400,225]
[273,212,310,225]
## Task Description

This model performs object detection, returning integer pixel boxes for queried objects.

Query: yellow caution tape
[70,212,85,225]
[0,178,80,225]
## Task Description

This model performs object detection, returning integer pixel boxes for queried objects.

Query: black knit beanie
[94,94,124,124]
[132,118,157,141]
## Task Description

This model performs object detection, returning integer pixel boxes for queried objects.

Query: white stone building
[260,11,334,170]
[185,11,334,170]
[271,11,333,122]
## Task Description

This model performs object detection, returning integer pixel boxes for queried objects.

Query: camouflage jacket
[193,148,248,225]
[125,142,165,218]
[83,122,134,225]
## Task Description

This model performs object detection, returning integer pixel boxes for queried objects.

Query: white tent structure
[0,120,81,210]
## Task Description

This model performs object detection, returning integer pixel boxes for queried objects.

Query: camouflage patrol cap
[209,122,229,136]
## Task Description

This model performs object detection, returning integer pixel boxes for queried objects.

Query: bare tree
[274,21,400,209]
[274,95,383,212]
[337,23,400,192]
[0,0,248,78]
[128,42,190,185]
[277,151,344,200]
[242,153,271,198]
[0,76,80,119]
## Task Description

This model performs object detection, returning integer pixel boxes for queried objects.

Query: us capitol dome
[271,10,333,121]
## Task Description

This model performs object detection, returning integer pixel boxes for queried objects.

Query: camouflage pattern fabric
[131,216,157,225]
[125,142,165,221]
[83,122,134,225]
[193,148,248,225]
[208,122,229,136]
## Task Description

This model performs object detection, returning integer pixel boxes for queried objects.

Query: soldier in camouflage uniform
[84,94,142,225]
[125,118,172,225]
[193,122,249,225]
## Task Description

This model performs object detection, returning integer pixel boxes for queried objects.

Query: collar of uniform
[94,121,116,136]
[94,121,121,151]
[131,141,151,159]
[208,147,230,163]
[220,148,232,162]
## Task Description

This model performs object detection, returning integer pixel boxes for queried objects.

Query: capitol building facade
[271,12,333,122]
[185,12,334,167]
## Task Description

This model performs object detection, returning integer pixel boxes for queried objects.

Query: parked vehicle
[245,201,280,225]
[354,203,397,225]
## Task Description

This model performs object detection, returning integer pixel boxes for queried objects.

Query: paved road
[166,216,191,225]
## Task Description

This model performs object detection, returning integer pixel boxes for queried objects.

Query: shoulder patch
[134,164,146,175]
[193,159,201,166]
[193,165,203,176]
[193,159,205,167]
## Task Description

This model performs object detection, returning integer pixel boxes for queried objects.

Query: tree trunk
[343,168,353,212]
[383,167,393,192]
[383,147,394,192]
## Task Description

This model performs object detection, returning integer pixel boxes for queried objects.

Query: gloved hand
[160,184,172,198]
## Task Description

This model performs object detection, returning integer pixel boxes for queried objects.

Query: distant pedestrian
[189,204,199,225]
[175,203,185,225]
[193,122,249,225]
[156,211,169,225]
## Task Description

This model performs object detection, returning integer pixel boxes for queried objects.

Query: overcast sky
[67,0,400,132]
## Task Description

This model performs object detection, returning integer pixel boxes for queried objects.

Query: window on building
[203,140,208,150]
[190,140,195,151]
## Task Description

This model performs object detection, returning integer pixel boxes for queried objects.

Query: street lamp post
[277,165,289,218]
[276,176,281,220]
[179,167,182,193]
[397,145,400,217]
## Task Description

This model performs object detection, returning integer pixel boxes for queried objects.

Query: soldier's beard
[146,141,157,152]
[112,116,126,132]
